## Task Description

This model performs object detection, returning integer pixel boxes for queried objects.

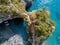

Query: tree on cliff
[27,8,55,45]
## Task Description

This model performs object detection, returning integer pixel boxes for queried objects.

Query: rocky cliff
[0,0,55,45]
[0,0,33,24]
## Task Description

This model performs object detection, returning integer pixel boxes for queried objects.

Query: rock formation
[26,8,55,45]
[3,34,24,45]
[0,0,55,45]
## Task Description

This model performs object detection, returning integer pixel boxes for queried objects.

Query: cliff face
[25,0,33,10]
[0,0,33,24]
[26,8,55,45]
[0,0,23,23]
[0,0,55,45]
[3,34,24,45]
[21,0,33,9]
[0,27,24,45]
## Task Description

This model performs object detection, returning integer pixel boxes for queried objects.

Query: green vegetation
[0,0,10,5]
[0,0,25,13]
[0,5,10,13]
[0,42,2,45]
[35,8,55,39]
[27,8,55,44]
[11,0,26,12]
[11,0,21,4]
[0,0,26,19]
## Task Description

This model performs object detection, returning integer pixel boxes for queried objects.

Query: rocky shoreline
[21,0,33,9]
[0,0,55,45]
[0,0,33,24]
[0,20,28,45]
[0,0,33,45]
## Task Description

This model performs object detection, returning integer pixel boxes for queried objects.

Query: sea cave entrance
[0,18,28,45]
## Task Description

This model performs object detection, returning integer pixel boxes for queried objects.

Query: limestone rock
[3,34,24,45]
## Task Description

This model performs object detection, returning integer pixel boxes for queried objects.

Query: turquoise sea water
[28,0,60,45]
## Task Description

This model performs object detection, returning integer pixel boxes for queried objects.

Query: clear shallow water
[28,0,60,45]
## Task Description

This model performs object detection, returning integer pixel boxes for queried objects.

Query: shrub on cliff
[27,8,55,44]
[34,8,55,39]
[0,0,10,5]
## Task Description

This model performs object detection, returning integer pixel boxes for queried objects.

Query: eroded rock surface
[0,26,26,45]
[3,34,24,45]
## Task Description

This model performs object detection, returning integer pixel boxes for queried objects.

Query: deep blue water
[28,0,60,45]
[7,18,28,45]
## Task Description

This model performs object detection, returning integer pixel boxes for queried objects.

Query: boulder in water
[3,34,24,45]
[25,0,33,10]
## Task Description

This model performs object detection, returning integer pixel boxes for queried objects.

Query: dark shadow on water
[8,18,24,25]
[0,18,28,44]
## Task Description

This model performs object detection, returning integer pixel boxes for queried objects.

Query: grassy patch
[0,43,2,45]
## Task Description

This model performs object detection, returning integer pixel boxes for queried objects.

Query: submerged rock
[0,24,15,42]
[21,0,33,10]
[3,34,24,45]
[0,25,25,45]
[25,0,33,10]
